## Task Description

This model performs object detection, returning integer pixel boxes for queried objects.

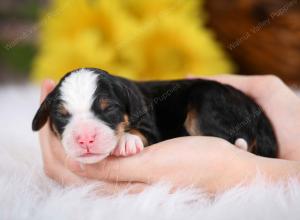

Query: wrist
[222,152,300,191]
[193,141,256,193]
[256,156,300,181]
[213,148,257,193]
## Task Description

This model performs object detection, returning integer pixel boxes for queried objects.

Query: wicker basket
[204,0,300,84]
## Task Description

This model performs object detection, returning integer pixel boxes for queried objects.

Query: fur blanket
[0,85,300,220]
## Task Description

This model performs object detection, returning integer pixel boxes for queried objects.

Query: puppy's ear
[113,80,141,113]
[32,91,55,131]
[124,87,143,116]
[121,84,148,124]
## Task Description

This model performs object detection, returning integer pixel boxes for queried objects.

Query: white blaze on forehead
[60,69,98,113]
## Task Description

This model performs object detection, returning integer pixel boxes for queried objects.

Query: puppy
[32,68,278,164]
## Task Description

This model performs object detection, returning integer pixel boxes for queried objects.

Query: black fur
[137,79,278,157]
[32,68,278,158]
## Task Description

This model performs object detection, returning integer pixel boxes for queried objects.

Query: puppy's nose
[75,133,96,149]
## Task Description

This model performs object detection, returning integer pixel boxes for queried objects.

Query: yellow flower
[117,0,199,22]
[32,0,137,81]
[31,0,234,82]
[118,14,233,80]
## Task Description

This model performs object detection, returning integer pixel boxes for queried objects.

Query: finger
[39,125,82,187]
[38,112,66,167]
[38,79,55,138]
[46,162,85,187]
[40,79,56,103]
[38,79,61,154]
[37,80,79,186]
[66,137,191,183]
[41,126,66,160]
[66,148,153,183]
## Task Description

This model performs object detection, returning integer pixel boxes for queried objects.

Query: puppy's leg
[112,133,144,157]
[185,84,265,155]
[184,109,203,136]
[185,106,252,151]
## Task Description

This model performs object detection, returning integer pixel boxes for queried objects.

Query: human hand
[38,80,84,186]
[38,75,300,194]
[67,136,255,193]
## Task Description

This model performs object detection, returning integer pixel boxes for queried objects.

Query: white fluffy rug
[1,85,300,220]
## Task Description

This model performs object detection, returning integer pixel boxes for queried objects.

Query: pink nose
[75,133,96,149]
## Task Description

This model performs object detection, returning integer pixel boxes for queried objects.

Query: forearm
[255,156,300,181]
[65,136,300,194]
[215,149,300,193]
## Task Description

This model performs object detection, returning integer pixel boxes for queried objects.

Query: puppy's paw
[112,133,144,157]
[234,138,248,151]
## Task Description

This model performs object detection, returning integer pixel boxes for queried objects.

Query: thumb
[40,79,56,103]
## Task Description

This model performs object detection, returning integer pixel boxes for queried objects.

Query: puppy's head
[32,68,132,163]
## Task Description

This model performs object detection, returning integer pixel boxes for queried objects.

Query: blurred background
[1,0,300,84]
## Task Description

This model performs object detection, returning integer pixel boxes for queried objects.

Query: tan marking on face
[116,114,130,136]
[58,103,69,116]
[184,109,202,136]
[99,98,109,110]
[129,129,148,146]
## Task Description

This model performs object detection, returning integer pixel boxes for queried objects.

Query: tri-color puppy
[32,68,278,164]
